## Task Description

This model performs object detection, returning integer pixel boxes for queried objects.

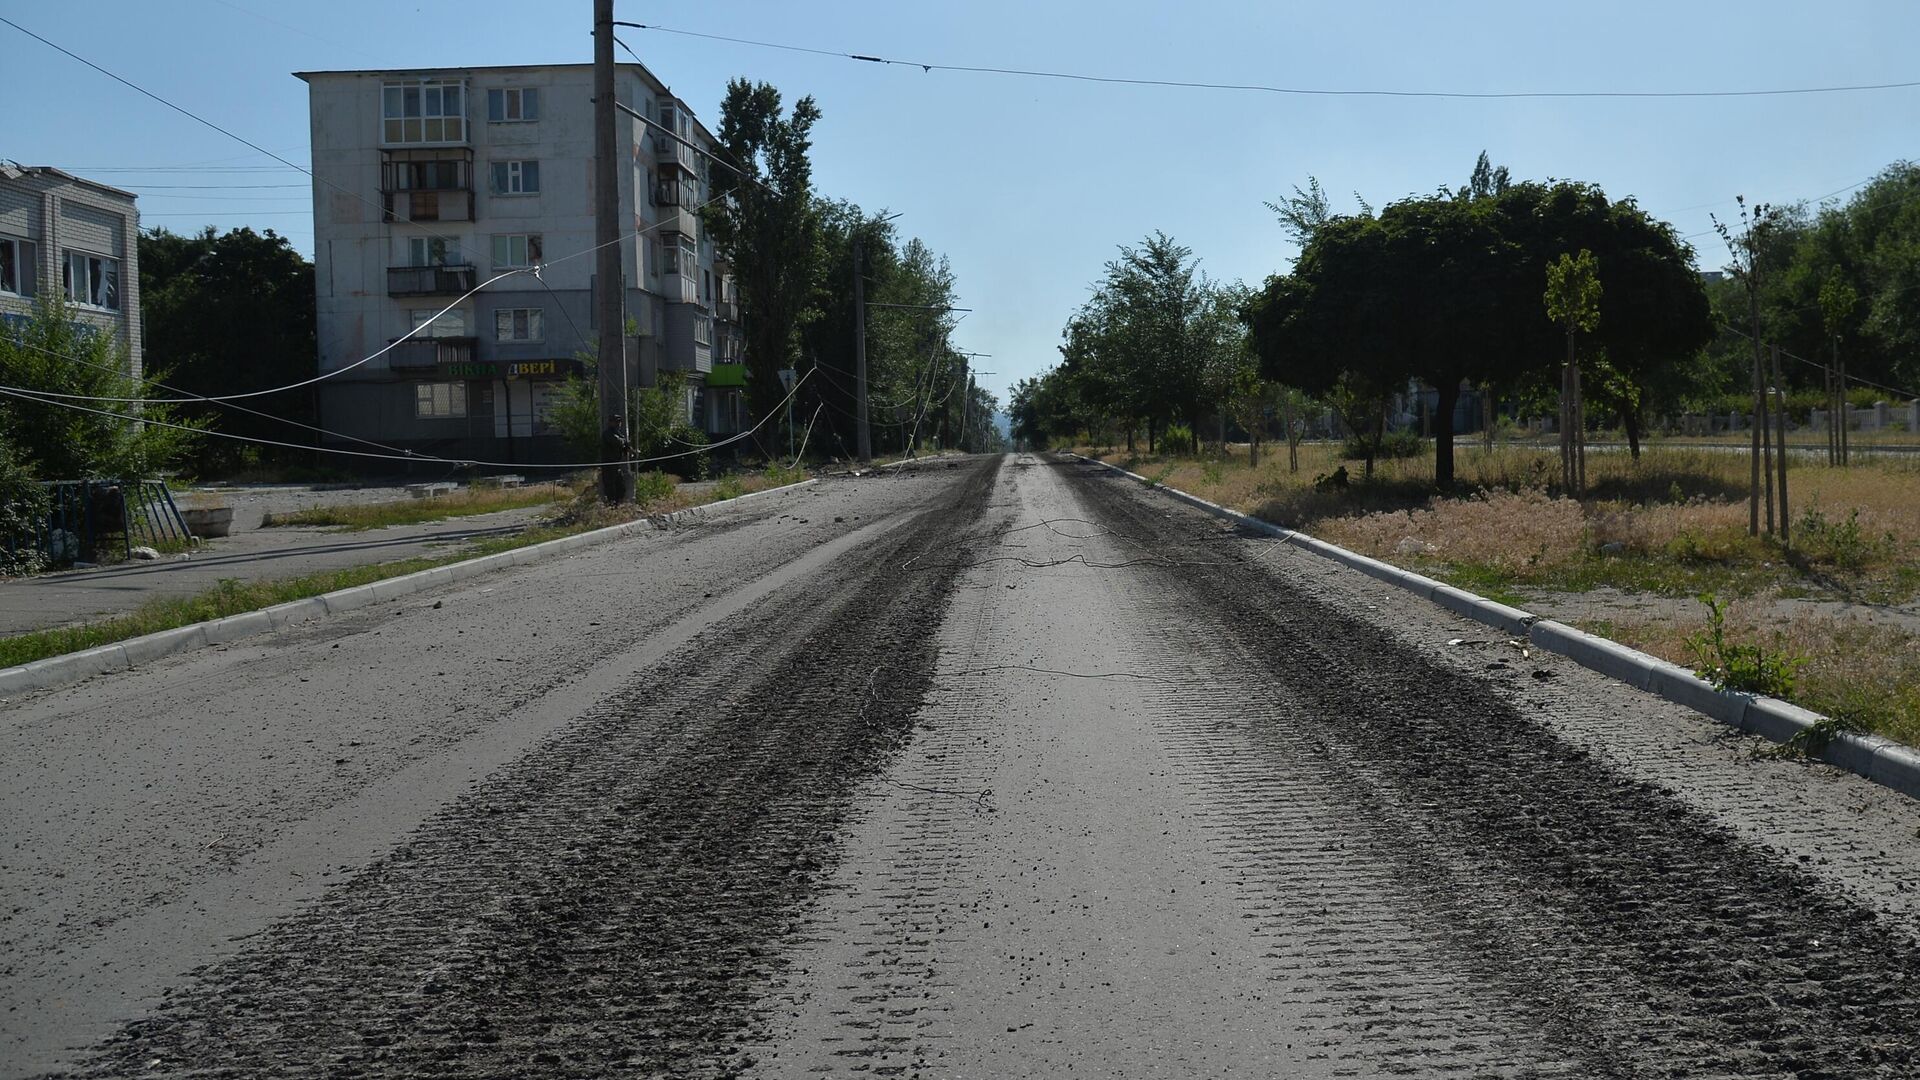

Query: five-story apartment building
[297,61,741,466]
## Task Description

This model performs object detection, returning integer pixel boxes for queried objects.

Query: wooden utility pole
[593,0,630,502]
[1838,358,1851,466]
[1772,343,1789,544]
[1747,287,1764,535]
[853,235,871,466]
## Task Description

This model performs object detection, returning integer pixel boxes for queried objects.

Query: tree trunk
[1147,417,1156,455]
[1248,431,1260,469]
[1433,380,1460,490]
[1366,405,1385,482]
[1126,425,1135,454]
[1622,405,1642,461]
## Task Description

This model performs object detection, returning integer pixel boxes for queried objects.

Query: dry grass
[262,483,573,530]
[1078,441,1920,600]
[1074,439,1920,742]
[1591,607,1920,748]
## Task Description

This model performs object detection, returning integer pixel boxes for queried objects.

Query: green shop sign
[442,360,566,379]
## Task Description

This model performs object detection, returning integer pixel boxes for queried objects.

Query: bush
[1686,593,1805,698]
[1161,423,1195,456]
[1343,428,1424,461]
[0,435,49,576]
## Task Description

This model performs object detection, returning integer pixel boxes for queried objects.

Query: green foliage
[549,373,709,480]
[1702,162,1920,400]
[633,470,677,504]
[0,294,206,480]
[0,433,50,575]
[1346,428,1424,461]
[1686,593,1806,698]
[1161,422,1196,455]
[763,462,807,486]
[139,226,316,472]
[707,80,825,425]
[1792,506,1888,571]
[710,475,746,502]
[1544,249,1603,333]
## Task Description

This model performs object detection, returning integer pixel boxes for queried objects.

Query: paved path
[0,505,553,635]
[4,455,1918,1078]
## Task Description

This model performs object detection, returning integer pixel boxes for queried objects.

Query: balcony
[380,147,474,223]
[654,206,695,239]
[387,335,477,371]
[387,264,477,297]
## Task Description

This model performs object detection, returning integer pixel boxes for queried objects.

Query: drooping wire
[0,368,820,471]
[624,22,1920,101]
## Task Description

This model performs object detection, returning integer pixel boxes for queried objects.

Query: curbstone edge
[1063,451,1919,802]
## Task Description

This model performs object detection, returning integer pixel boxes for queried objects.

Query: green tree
[705,80,824,449]
[139,226,316,472]
[1545,248,1603,491]
[0,294,204,480]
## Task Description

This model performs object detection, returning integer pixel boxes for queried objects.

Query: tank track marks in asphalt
[1067,458,1920,1078]
[55,460,1004,1079]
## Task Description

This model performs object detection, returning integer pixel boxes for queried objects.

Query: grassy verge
[259,483,573,529]
[1585,608,1920,750]
[1071,439,1920,742]
[1,470,809,671]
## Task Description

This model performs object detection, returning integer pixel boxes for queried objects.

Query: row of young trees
[1012,154,1799,489]
[705,80,999,461]
[1700,162,1920,399]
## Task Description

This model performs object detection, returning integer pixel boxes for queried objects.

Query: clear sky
[6,1,1917,411]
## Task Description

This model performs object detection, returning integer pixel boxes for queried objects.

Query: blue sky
[7,1,1917,410]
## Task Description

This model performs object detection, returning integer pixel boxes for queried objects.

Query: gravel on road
[5,453,1918,1078]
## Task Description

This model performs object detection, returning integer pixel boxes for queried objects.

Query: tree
[0,294,204,480]
[1545,249,1603,492]
[140,226,316,472]
[705,80,824,451]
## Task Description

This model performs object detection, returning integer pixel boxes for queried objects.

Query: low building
[0,163,143,376]
[296,60,740,468]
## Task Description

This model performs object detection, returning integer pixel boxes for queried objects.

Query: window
[486,87,539,122]
[490,233,542,269]
[389,158,466,191]
[63,251,118,310]
[406,237,462,267]
[494,307,544,342]
[693,314,712,346]
[383,80,466,144]
[656,238,678,276]
[410,309,470,338]
[490,160,540,195]
[0,238,31,296]
[414,381,468,418]
[702,269,712,304]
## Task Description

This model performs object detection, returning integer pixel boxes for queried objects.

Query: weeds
[1684,593,1806,699]
[262,484,569,530]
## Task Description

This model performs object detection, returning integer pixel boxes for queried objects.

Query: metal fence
[3,480,191,568]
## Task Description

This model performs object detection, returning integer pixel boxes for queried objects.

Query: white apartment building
[296,61,745,466]
[0,163,143,377]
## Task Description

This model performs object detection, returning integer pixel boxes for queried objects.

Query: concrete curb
[1065,452,1920,802]
[0,478,818,700]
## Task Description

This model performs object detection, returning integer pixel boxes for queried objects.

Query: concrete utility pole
[593,0,630,502]
[853,235,871,467]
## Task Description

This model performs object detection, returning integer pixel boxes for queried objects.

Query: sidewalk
[0,504,551,636]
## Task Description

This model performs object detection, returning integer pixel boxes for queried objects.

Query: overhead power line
[0,369,821,470]
[625,22,1920,101]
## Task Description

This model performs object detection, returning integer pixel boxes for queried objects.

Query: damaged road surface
[5,453,1920,1078]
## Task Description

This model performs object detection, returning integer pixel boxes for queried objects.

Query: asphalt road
[4,454,1918,1078]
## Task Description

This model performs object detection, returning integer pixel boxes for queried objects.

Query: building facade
[0,163,143,377]
[297,62,742,467]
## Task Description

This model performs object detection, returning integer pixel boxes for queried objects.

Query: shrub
[1161,423,1196,456]
[1686,592,1805,698]
[1345,428,1423,460]
[0,435,49,576]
